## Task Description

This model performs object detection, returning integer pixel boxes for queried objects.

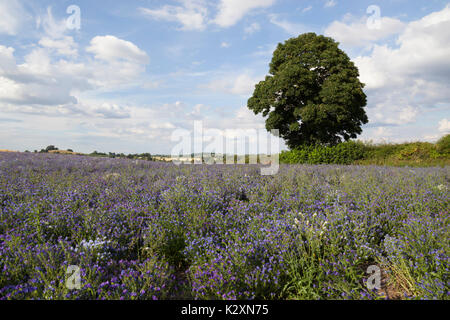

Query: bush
[45,145,58,152]
[280,141,367,165]
[146,218,188,271]
[436,134,450,155]
[394,142,439,161]
[281,138,450,166]
[364,143,404,160]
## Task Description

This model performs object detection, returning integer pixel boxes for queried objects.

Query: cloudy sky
[0,0,449,154]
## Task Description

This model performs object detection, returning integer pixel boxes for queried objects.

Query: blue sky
[0,0,449,154]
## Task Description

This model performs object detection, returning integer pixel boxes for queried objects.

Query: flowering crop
[0,152,448,300]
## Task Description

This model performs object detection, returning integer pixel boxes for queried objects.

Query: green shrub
[280,141,367,165]
[156,220,188,270]
[395,142,439,161]
[281,138,450,166]
[364,143,404,160]
[436,134,450,155]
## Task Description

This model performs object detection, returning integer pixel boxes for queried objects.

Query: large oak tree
[247,33,368,148]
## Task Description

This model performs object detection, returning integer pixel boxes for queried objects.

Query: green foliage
[394,143,439,161]
[363,143,404,160]
[90,151,107,157]
[46,145,58,152]
[436,134,450,155]
[280,137,450,166]
[157,223,187,270]
[89,151,153,161]
[248,33,368,148]
[39,145,58,153]
[280,141,367,164]
[364,142,440,162]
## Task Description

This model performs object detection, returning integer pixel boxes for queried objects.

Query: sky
[0,0,449,154]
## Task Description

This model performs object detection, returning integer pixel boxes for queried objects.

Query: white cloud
[221,42,231,48]
[374,127,392,138]
[325,15,405,48]
[360,126,398,144]
[352,5,450,127]
[139,0,208,31]
[368,105,418,126]
[140,0,275,30]
[250,43,277,59]
[85,35,150,88]
[86,35,149,64]
[324,0,337,8]
[269,14,309,36]
[88,102,131,119]
[202,73,261,96]
[438,118,450,133]
[233,106,265,129]
[230,74,259,95]
[423,134,440,142]
[149,121,176,130]
[39,6,70,39]
[0,46,78,106]
[0,0,27,35]
[214,0,276,28]
[302,6,313,13]
[0,33,149,113]
[39,36,78,57]
[0,46,16,73]
[244,22,261,34]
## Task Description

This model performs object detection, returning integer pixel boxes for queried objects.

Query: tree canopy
[247,33,368,148]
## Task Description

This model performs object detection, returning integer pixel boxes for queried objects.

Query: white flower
[176,176,186,182]
[104,173,120,179]
[79,237,109,250]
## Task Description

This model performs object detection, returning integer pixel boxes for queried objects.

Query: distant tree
[67,149,74,152]
[140,153,152,161]
[45,145,58,152]
[90,151,107,157]
[247,33,368,148]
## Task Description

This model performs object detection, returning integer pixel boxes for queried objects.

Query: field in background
[0,152,448,300]
[9,134,450,167]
